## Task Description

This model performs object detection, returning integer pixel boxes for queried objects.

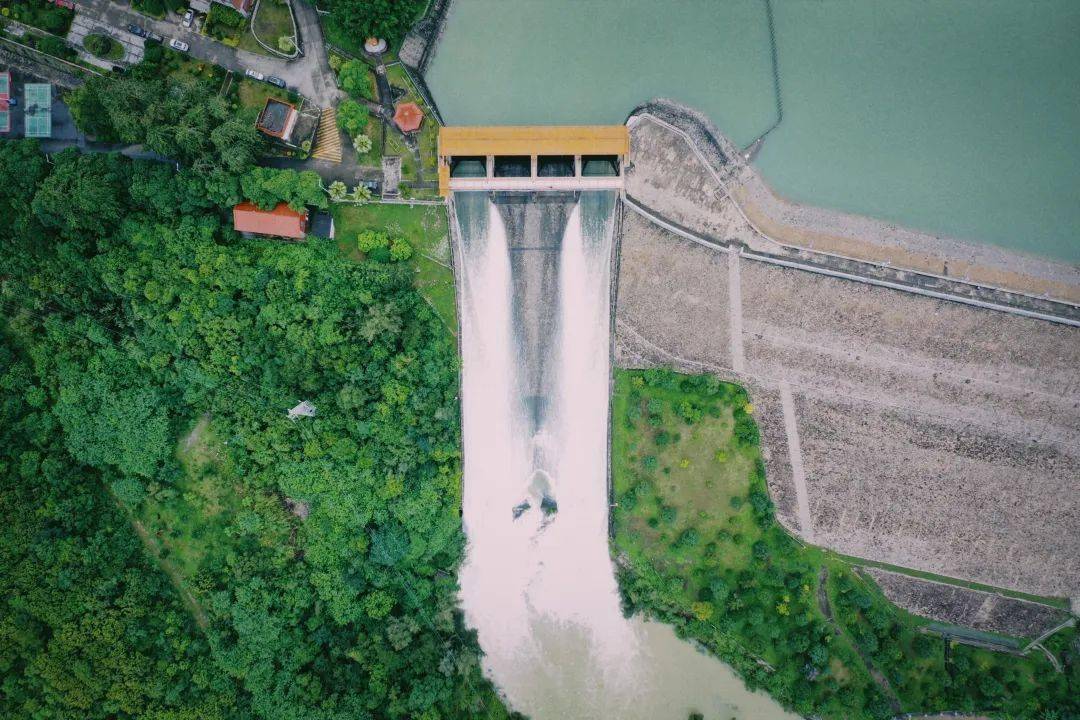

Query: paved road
[75,0,340,106]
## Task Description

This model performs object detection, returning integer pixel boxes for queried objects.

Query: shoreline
[626,98,1080,306]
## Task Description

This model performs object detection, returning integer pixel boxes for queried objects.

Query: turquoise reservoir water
[427,0,1080,263]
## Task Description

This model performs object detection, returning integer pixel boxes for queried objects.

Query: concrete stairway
[311,107,342,163]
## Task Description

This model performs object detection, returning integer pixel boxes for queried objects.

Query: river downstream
[452,191,794,719]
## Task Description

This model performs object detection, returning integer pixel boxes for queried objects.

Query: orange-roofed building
[233,202,309,239]
[393,102,424,133]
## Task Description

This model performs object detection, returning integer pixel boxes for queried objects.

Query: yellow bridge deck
[438,125,629,158]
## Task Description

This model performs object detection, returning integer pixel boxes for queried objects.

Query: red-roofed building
[393,101,424,134]
[256,97,299,142]
[233,202,309,239]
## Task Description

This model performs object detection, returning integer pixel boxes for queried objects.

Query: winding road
[75,0,340,106]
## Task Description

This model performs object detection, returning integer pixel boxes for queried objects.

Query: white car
[169,38,189,52]
[182,9,194,28]
[245,69,265,82]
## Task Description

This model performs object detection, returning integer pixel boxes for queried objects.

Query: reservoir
[428,0,1080,263]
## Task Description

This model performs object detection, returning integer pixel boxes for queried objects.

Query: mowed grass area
[332,202,455,332]
[235,77,295,112]
[137,415,294,597]
[611,369,1078,720]
[356,117,384,167]
[250,0,294,51]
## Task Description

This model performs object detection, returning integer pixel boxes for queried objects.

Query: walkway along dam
[446,126,795,718]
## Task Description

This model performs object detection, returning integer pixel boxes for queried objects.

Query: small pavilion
[393,102,424,134]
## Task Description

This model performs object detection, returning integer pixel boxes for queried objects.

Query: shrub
[277,35,294,53]
[37,34,74,60]
[205,3,244,38]
[357,230,389,253]
[748,490,773,519]
[389,238,413,262]
[84,34,115,58]
[691,602,713,622]
[677,400,703,424]
[675,528,699,548]
[733,408,759,447]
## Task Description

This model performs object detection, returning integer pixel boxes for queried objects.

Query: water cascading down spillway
[448,129,794,719]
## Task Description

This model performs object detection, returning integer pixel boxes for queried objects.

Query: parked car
[245,69,265,81]
[265,76,286,89]
[182,9,194,28]
[146,31,164,43]
[169,38,189,52]
[127,23,147,37]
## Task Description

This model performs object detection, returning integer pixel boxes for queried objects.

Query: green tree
[353,133,373,155]
[338,59,375,100]
[338,98,370,136]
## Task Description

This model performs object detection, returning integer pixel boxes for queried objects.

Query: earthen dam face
[447,127,793,719]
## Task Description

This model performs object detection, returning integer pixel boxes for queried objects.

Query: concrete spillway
[452,190,793,719]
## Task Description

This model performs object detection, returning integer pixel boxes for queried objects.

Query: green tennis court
[24,83,52,138]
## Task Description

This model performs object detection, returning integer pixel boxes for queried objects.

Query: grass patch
[331,202,455,331]
[164,51,226,85]
[383,128,417,182]
[138,415,294,590]
[612,368,1079,719]
[235,77,295,112]
[251,0,294,52]
[356,119,384,167]
[84,33,123,61]
[832,553,1073,610]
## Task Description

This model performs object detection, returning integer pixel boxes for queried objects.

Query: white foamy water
[454,191,795,719]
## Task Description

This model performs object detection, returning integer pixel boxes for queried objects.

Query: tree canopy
[0,132,514,720]
[240,167,328,211]
[327,0,425,47]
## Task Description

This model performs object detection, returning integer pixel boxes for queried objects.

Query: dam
[448,126,793,718]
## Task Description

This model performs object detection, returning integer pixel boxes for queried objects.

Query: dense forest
[0,54,515,719]
[611,369,1080,720]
